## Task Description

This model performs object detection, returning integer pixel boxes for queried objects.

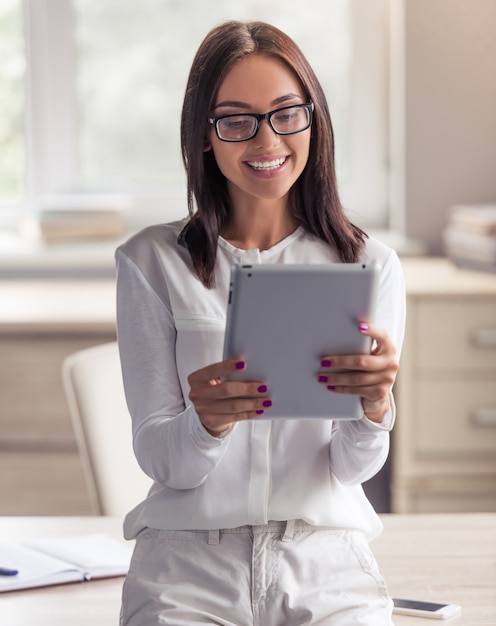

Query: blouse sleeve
[329,249,406,486]
[115,249,232,490]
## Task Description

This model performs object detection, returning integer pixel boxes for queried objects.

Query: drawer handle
[471,408,496,427]
[472,328,496,348]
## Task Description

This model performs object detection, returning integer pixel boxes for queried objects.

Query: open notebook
[0,533,133,592]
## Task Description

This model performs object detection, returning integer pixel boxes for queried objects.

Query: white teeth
[248,157,286,170]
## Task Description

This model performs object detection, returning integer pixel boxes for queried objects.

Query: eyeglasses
[208,102,314,143]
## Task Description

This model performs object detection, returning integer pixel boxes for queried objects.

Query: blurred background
[0,0,495,517]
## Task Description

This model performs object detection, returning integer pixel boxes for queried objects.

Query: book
[0,533,133,593]
[18,193,130,243]
[448,204,496,235]
[443,204,496,272]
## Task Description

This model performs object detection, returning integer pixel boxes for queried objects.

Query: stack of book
[19,193,130,243]
[443,204,496,271]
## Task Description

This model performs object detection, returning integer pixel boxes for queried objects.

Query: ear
[202,128,213,152]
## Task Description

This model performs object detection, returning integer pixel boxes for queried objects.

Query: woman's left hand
[318,322,399,424]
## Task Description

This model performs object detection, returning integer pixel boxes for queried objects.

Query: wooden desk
[0,514,494,625]
[375,513,496,625]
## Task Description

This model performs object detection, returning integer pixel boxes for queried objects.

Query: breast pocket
[174,312,227,395]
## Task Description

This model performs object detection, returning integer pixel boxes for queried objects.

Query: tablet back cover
[223,263,379,419]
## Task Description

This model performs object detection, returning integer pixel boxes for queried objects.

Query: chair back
[62,342,151,515]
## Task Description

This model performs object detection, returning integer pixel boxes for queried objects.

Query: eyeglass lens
[216,104,311,141]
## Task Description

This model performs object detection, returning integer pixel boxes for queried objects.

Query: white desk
[0,514,494,625]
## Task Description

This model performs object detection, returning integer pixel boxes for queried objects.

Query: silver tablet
[223,263,380,419]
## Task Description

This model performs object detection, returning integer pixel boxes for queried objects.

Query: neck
[222,190,297,250]
[222,206,297,251]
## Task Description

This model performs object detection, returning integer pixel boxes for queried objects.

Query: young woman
[116,20,405,626]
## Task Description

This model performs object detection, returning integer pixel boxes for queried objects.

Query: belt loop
[281,519,296,543]
[208,529,220,545]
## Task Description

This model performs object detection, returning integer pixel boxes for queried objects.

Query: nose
[253,119,280,148]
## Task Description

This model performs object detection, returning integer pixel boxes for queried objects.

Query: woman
[117,20,405,626]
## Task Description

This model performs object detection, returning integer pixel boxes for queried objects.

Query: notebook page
[26,533,133,578]
[0,542,84,592]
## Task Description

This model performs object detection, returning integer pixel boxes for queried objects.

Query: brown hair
[179,20,366,288]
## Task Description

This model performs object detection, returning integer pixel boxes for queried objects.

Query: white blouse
[115,220,406,540]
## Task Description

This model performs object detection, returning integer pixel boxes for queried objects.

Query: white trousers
[121,520,393,626]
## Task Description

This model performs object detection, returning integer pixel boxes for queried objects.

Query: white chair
[62,342,151,516]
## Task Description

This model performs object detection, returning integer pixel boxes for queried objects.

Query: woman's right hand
[187,359,271,437]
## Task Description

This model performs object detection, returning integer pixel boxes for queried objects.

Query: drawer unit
[392,259,496,513]
[416,379,496,460]
[416,300,496,370]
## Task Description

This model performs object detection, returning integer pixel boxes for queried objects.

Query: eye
[221,116,253,130]
[273,107,305,127]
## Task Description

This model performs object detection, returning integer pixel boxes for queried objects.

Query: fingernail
[321,359,332,368]
[257,385,268,393]
[256,410,264,415]
[359,323,369,332]
[327,385,336,391]
[262,400,272,408]
[235,361,245,370]
[318,375,328,383]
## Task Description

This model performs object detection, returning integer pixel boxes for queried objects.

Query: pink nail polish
[321,359,332,368]
[256,410,264,415]
[258,385,268,393]
[262,400,272,408]
[327,385,336,391]
[235,361,245,370]
[318,375,328,383]
[359,323,369,332]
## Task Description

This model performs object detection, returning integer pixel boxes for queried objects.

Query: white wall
[390,0,496,254]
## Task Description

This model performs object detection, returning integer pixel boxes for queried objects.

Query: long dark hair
[179,20,366,288]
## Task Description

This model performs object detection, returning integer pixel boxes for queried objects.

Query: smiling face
[208,54,311,212]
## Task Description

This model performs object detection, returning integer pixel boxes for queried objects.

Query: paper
[0,533,133,593]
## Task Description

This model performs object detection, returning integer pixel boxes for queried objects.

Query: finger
[318,369,395,389]
[200,407,266,435]
[319,353,392,373]
[188,358,247,386]
[357,322,396,356]
[320,324,397,370]
[323,382,390,403]
[198,396,272,417]
[192,380,269,402]
[196,397,273,434]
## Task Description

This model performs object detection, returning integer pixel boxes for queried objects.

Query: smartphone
[392,598,461,619]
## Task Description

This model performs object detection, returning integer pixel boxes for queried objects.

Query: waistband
[139,520,357,545]
[201,520,348,545]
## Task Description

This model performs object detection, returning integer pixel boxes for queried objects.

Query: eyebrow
[213,93,304,111]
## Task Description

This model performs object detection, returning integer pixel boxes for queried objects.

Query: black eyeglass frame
[208,102,314,143]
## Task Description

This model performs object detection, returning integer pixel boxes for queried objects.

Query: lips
[246,156,287,171]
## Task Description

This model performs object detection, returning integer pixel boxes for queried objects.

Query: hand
[317,322,399,423]
[188,359,271,436]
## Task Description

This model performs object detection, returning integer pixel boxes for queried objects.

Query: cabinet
[393,258,496,513]
[0,280,116,515]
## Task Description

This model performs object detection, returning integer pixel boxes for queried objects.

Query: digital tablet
[223,263,380,419]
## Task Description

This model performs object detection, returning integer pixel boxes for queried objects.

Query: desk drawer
[416,379,496,458]
[416,299,496,369]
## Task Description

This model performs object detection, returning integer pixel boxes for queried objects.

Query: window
[0,0,24,204]
[0,0,389,230]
